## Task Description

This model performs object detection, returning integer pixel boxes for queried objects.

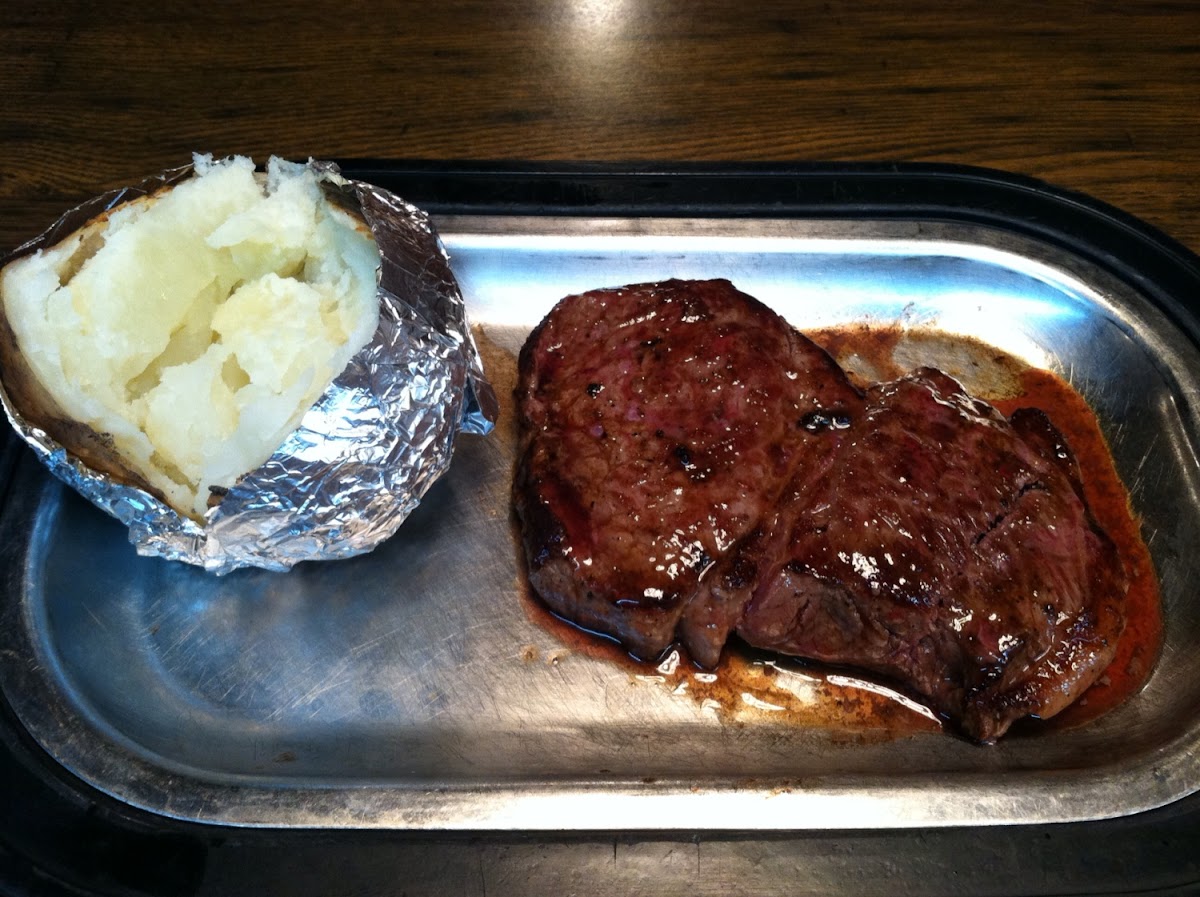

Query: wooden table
[3,1,1198,254]
[2,3,1200,896]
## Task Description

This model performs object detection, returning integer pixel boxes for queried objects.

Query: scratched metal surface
[0,216,1198,829]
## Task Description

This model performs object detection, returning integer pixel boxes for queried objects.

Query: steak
[514,279,862,659]
[734,370,1127,742]
[514,279,1128,742]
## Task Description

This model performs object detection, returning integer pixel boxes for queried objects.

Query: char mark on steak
[514,281,1128,742]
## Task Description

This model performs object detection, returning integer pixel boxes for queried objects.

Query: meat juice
[489,321,1160,741]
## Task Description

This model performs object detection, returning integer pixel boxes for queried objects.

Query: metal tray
[2,166,1200,832]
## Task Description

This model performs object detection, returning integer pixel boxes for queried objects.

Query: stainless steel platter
[2,214,1198,830]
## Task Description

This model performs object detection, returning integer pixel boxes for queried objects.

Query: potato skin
[1,176,192,506]
[0,258,166,501]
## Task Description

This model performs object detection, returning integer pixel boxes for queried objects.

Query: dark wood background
[3,1,1199,254]
[4,4,1200,895]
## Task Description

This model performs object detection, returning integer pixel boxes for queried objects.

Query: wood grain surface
[2,1,1198,253]
[2,5,1200,895]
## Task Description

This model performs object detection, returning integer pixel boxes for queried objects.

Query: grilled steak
[734,370,1127,741]
[514,279,861,659]
[514,279,1128,742]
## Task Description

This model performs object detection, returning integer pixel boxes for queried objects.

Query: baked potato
[0,155,493,571]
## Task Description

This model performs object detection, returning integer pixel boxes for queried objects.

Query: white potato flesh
[1,156,380,519]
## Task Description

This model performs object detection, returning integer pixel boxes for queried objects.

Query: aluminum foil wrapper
[0,158,498,574]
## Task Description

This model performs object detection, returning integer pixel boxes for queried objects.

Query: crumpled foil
[0,158,498,574]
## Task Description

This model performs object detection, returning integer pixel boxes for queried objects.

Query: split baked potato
[0,155,493,572]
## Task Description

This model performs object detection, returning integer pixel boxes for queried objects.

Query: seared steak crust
[515,280,1128,741]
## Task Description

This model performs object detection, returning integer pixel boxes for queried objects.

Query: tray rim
[336,158,1200,331]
